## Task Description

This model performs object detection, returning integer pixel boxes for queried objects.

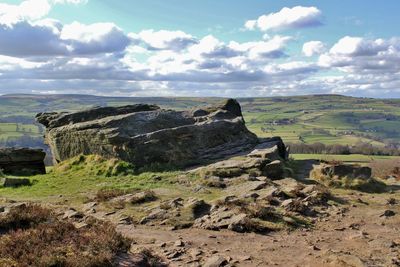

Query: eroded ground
[0,158,399,267]
[120,189,400,266]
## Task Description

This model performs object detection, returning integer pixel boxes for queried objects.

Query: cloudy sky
[0,0,399,97]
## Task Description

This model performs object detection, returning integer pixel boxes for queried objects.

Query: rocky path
[118,191,400,267]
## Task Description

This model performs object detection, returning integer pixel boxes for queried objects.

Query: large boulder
[0,148,46,175]
[310,163,385,192]
[311,163,372,181]
[36,99,259,167]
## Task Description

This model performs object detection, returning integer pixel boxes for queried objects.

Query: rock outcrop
[311,163,372,181]
[198,137,287,180]
[36,99,261,167]
[310,163,385,192]
[0,148,46,175]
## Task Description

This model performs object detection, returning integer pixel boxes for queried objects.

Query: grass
[0,155,184,203]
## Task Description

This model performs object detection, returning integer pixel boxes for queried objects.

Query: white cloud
[0,0,87,24]
[329,36,386,56]
[0,0,399,98]
[319,36,400,73]
[0,0,51,24]
[60,22,130,54]
[302,41,326,57]
[0,20,130,57]
[245,6,322,32]
[52,0,87,4]
[131,30,197,51]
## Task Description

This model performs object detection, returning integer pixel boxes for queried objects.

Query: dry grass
[0,204,131,267]
[130,190,157,204]
[95,188,138,202]
[310,168,386,193]
[370,159,400,180]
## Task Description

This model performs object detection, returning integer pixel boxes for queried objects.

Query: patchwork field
[0,94,399,149]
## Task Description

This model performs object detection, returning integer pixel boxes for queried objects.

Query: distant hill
[0,94,400,148]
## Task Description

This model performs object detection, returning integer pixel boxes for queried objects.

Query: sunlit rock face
[36,99,263,168]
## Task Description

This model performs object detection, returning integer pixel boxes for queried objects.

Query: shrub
[0,204,52,232]
[0,205,131,267]
[370,159,400,180]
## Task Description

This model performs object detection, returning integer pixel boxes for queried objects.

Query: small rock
[380,210,396,217]
[83,201,97,211]
[239,256,252,261]
[86,208,96,214]
[243,192,259,199]
[105,210,116,216]
[203,255,228,267]
[310,245,321,251]
[0,177,31,187]
[387,198,397,205]
[174,239,185,247]
[63,209,84,220]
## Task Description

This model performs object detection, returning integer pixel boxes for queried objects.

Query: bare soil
[118,190,400,267]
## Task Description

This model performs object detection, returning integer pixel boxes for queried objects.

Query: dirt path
[118,191,400,266]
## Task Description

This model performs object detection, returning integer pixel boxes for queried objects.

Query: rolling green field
[0,94,400,148]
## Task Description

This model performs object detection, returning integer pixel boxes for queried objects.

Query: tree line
[287,142,400,156]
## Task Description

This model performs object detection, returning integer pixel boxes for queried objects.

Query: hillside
[1,94,400,149]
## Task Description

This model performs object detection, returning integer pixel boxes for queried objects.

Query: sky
[0,0,399,97]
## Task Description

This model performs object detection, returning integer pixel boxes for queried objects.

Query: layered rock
[0,148,46,175]
[36,99,260,167]
[198,137,288,180]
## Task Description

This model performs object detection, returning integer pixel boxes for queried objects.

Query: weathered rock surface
[311,163,372,180]
[36,99,260,167]
[0,177,31,187]
[0,147,46,175]
[198,137,287,180]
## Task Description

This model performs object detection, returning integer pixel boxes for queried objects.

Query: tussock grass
[54,154,136,177]
[310,168,386,193]
[95,188,138,202]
